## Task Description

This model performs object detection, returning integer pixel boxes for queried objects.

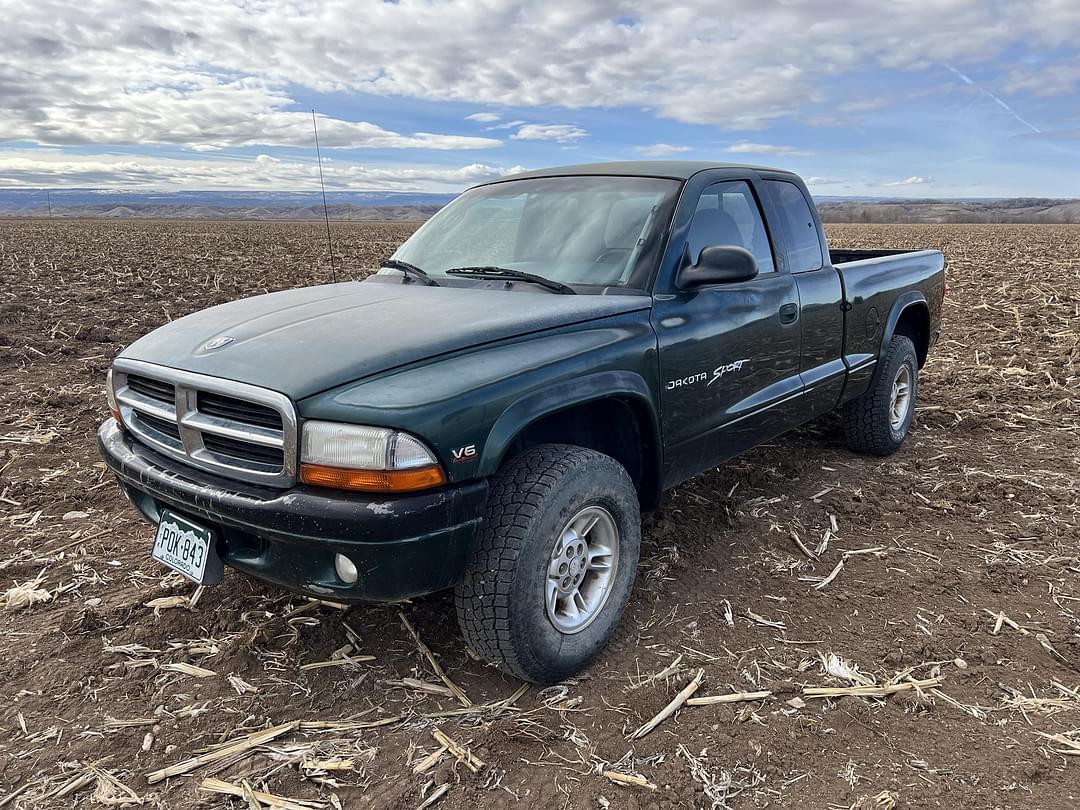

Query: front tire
[455,444,640,683]
[843,335,919,455]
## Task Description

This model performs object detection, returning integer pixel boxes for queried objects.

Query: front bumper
[97,420,487,602]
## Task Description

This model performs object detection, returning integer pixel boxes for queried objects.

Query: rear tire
[843,335,919,456]
[455,444,640,684]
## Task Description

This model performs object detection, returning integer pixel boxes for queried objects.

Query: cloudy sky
[1,0,1078,197]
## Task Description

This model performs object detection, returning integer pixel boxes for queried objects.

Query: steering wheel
[593,247,632,264]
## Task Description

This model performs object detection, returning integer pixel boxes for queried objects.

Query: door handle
[779,302,799,324]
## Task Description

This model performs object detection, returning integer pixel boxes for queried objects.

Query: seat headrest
[687,208,744,263]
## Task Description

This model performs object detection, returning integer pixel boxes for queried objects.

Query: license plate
[152,510,215,584]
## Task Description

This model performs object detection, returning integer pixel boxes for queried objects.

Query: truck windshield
[386,175,680,290]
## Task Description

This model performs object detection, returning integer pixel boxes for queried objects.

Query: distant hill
[31,202,444,221]
[0,189,454,221]
[817,197,1080,224]
[2,188,1079,223]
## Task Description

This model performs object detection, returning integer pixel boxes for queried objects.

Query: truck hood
[120,280,651,399]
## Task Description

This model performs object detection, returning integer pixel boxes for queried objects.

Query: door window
[766,181,823,273]
[687,181,775,273]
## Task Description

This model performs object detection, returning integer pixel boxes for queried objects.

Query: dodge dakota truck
[98,161,944,683]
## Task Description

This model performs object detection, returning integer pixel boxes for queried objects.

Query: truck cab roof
[492,160,792,183]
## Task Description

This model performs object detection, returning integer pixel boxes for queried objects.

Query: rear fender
[880,293,929,366]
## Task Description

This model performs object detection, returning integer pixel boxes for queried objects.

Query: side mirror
[677,245,758,289]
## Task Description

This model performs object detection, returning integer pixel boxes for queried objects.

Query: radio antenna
[311,109,337,283]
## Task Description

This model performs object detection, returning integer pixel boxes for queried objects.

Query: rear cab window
[766,180,823,273]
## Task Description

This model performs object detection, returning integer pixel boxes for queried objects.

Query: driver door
[653,179,804,485]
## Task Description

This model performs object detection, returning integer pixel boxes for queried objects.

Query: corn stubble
[0,220,1078,809]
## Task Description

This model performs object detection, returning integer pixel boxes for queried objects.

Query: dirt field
[1,219,1078,809]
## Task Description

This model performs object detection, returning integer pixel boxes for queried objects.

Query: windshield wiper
[444,266,577,295]
[380,258,440,286]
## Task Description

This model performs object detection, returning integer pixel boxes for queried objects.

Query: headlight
[299,421,446,493]
[106,369,121,424]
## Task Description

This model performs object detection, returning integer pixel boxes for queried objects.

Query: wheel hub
[545,505,619,634]
[889,364,912,431]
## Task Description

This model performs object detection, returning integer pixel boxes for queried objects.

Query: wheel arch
[882,294,931,368]
[478,371,663,511]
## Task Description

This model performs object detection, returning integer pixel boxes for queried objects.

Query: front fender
[477,370,658,477]
[298,311,659,484]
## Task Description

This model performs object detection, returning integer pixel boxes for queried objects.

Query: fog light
[335,553,358,584]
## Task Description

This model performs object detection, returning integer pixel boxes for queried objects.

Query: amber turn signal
[105,369,121,425]
[300,462,446,493]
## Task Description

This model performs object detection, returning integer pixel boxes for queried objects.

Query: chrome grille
[112,358,297,487]
[127,374,175,403]
[196,391,282,430]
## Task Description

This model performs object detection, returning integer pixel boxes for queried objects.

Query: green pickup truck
[98,161,944,682]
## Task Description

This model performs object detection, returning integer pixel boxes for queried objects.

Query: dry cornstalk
[199,777,327,809]
[1,575,52,610]
[628,668,704,739]
[603,770,658,791]
[162,662,216,678]
[630,654,684,689]
[412,744,449,774]
[1037,732,1080,756]
[241,780,261,810]
[416,784,450,810]
[0,784,29,808]
[45,766,143,806]
[299,652,376,670]
[145,595,189,615]
[49,771,97,799]
[812,557,845,590]
[431,729,485,773]
[790,530,817,559]
[803,676,941,699]
[807,546,887,590]
[387,677,455,697]
[399,611,471,707]
[301,757,354,772]
[147,721,299,784]
[686,689,773,706]
[89,767,144,806]
[986,609,1030,636]
[301,716,402,732]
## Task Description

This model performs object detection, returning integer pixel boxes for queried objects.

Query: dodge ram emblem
[202,336,235,351]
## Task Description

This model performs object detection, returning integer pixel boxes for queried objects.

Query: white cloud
[487,119,528,130]
[5,0,1073,150]
[837,98,888,113]
[637,143,692,157]
[3,1,1080,190]
[1002,62,1080,98]
[0,151,524,191]
[880,176,933,187]
[0,73,502,150]
[510,124,588,143]
[805,176,844,185]
[725,141,812,156]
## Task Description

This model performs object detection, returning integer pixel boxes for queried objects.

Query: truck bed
[829,247,929,265]
[830,246,945,404]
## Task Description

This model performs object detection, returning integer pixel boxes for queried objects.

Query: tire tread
[843,335,917,456]
[455,444,631,682]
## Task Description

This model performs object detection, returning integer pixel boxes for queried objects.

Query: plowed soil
[1,220,1078,809]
